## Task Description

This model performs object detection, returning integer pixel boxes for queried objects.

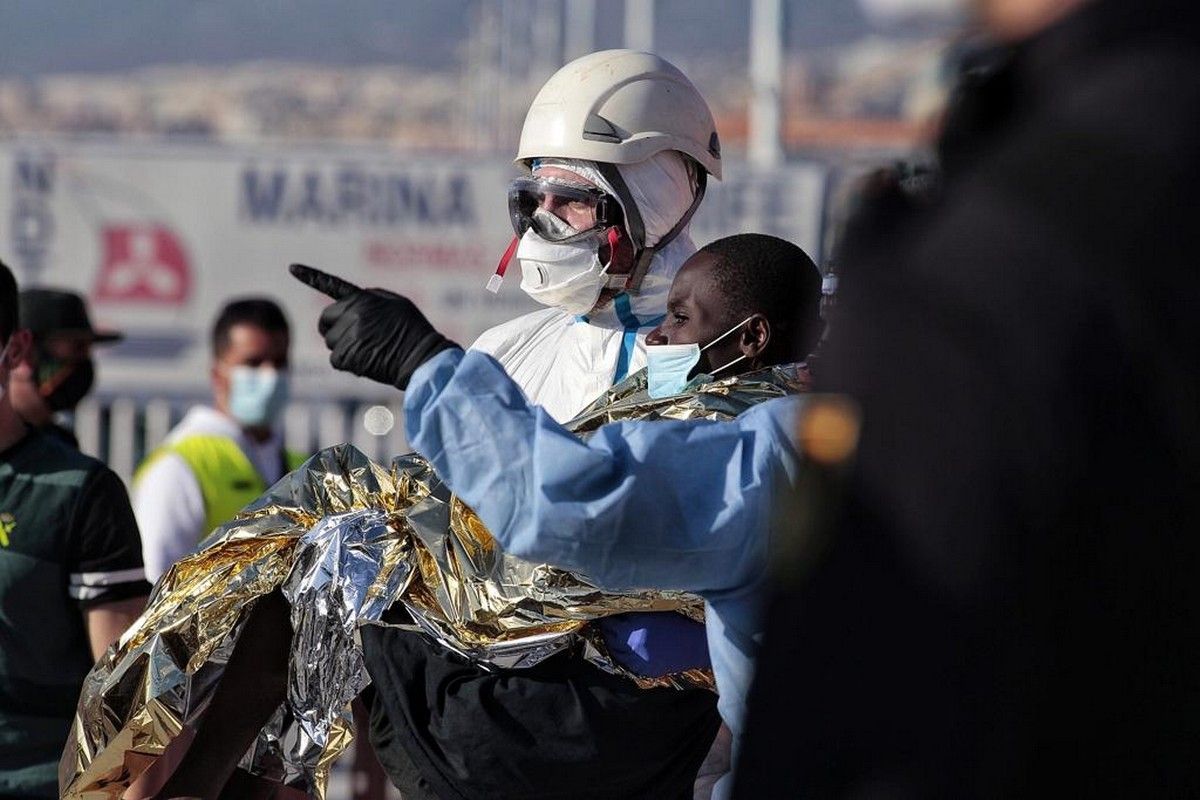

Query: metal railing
[74,394,412,484]
[73,393,407,799]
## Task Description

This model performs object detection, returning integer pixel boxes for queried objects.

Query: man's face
[212,323,289,412]
[532,166,605,232]
[530,165,634,281]
[8,332,90,423]
[646,252,746,374]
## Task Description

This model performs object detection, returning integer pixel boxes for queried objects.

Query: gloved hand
[290,263,459,390]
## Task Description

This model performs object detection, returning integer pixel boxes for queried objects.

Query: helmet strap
[595,161,645,245]
[595,162,708,294]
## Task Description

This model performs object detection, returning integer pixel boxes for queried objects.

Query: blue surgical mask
[646,343,702,399]
[228,366,289,428]
[645,316,753,399]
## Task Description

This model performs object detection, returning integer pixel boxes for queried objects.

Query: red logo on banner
[94,224,191,304]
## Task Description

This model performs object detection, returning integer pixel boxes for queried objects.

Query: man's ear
[211,361,229,407]
[741,314,771,363]
[5,329,32,369]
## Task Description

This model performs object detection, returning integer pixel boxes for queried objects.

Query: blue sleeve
[404,348,802,597]
[595,613,712,677]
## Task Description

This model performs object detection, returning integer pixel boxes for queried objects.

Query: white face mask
[516,228,626,316]
[645,316,753,399]
[228,365,289,428]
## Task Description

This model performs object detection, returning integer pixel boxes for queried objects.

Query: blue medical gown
[404,348,803,742]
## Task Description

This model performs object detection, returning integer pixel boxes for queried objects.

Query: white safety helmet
[516,49,722,180]
[514,49,722,292]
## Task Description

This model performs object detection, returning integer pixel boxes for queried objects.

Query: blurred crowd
[1,0,1198,798]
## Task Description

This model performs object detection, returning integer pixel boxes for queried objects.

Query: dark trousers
[361,625,720,800]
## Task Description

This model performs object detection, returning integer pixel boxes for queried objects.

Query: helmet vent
[582,113,624,143]
[709,131,721,158]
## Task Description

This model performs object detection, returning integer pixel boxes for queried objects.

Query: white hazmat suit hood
[471,151,699,422]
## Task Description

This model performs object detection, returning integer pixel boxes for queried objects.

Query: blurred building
[0,2,953,159]
[0,0,957,482]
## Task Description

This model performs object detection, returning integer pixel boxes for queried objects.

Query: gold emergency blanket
[60,364,807,799]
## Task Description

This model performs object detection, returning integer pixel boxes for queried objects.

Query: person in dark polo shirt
[0,262,149,798]
[10,288,123,450]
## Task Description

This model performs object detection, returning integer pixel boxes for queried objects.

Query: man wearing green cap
[11,288,123,449]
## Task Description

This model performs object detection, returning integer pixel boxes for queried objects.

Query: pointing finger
[289,263,361,300]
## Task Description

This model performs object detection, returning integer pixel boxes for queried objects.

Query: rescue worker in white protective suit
[475,48,722,422]
[146,51,731,800]
[308,52,731,797]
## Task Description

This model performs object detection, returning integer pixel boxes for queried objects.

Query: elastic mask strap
[706,353,748,379]
[700,315,754,354]
[486,235,521,293]
[697,315,754,379]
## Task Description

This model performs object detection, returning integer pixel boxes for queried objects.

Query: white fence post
[76,396,421,475]
[108,397,139,483]
[318,404,348,455]
[389,399,409,459]
[285,403,314,457]
[74,399,102,460]
[143,399,173,454]
[350,402,376,460]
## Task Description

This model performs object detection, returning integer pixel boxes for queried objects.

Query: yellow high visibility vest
[136,434,309,538]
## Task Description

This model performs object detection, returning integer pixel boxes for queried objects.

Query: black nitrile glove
[290,263,458,390]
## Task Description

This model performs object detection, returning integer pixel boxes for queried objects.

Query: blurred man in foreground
[133,298,304,582]
[736,0,1200,795]
[10,288,123,449]
[0,261,149,798]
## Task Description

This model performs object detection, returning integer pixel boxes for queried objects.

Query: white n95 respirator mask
[516,226,627,316]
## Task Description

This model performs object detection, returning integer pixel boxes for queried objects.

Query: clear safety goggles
[507,176,619,244]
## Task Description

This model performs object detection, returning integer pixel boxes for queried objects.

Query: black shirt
[0,430,150,797]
